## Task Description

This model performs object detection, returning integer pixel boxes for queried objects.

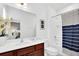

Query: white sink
[22,37,42,43]
[23,39,33,43]
[5,39,21,46]
[22,37,35,43]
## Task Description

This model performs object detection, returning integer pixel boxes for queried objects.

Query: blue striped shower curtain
[63,24,79,52]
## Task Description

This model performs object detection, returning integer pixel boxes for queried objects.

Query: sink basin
[22,37,35,43]
[23,39,33,43]
[22,37,42,43]
[5,39,21,46]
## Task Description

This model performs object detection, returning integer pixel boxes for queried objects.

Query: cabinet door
[16,46,34,56]
[33,49,44,56]
[35,43,44,50]
[0,51,15,56]
[19,52,34,56]
[26,49,44,56]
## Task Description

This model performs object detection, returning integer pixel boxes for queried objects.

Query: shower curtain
[63,24,79,52]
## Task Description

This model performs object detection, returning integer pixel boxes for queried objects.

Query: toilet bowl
[44,39,58,56]
[45,47,58,56]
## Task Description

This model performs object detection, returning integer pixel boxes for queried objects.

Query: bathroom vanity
[0,39,44,56]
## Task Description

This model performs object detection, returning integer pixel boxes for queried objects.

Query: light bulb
[3,7,6,19]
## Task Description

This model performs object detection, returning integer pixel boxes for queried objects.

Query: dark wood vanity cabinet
[27,43,44,56]
[16,46,35,56]
[0,43,44,56]
[0,51,15,56]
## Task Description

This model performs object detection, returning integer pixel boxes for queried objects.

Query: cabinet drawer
[0,51,14,56]
[26,49,44,56]
[35,43,44,50]
[17,46,34,56]
[24,53,34,56]
[33,49,44,56]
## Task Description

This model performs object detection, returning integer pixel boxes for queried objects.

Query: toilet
[45,47,58,56]
[44,40,58,56]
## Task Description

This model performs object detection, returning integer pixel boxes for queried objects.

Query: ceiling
[27,3,73,12]
[6,3,74,13]
[49,3,73,11]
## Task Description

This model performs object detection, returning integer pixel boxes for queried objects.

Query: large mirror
[0,17,20,39]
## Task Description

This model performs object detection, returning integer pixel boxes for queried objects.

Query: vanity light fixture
[20,3,24,5]
[16,3,27,9]
[2,7,6,20]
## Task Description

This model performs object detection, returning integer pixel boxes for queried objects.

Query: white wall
[27,3,62,52]
[27,3,49,39]
[62,10,79,26]
[0,4,5,16]
[47,7,62,52]
[5,5,36,38]
[59,3,79,14]
[60,4,79,26]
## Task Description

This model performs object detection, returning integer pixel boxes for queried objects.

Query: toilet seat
[45,47,57,52]
[45,47,58,56]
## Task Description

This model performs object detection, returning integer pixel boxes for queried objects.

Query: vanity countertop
[0,39,44,53]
